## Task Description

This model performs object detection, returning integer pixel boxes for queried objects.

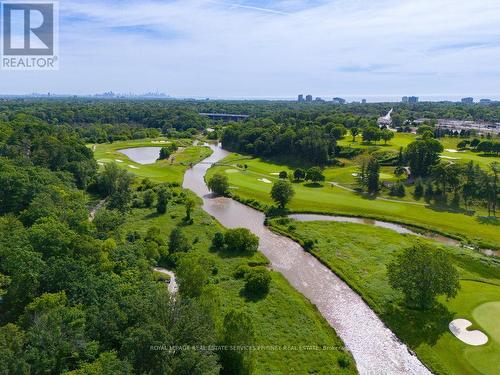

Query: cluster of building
[401,96,419,104]
[297,94,367,104]
[461,97,495,105]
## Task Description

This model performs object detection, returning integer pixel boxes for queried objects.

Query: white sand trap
[445,149,465,153]
[440,155,460,160]
[258,178,272,184]
[270,172,280,176]
[151,140,170,144]
[98,162,104,166]
[449,319,488,346]
[128,165,139,169]
[352,173,359,177]
[115,159,124,163]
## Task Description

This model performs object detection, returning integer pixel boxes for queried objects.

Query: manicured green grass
[116,200,356,374]
[269,219,500,375]
[91,138,212,184]
[340,133,500,170]
[207,154,499,247]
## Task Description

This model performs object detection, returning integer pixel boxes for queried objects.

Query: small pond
[118,147,161,165]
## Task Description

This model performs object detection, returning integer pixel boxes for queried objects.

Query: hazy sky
[2,0,500,100]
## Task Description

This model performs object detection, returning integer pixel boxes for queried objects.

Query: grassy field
[116,199,356,374]
[269,219,500,375]
[91,138,212,184]
[207,153,499,247]
[340,133,499,170]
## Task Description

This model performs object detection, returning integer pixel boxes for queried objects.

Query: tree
[0,324,29,375]
[293,168,306,181]
[67,352,132,375]
[366,157,380,194]
[168,227,191,253]
[362,127,381,144]
[143,190,155,208]
[220,309,255,375]
[177,255,209,298]
[270,180,295,209]
[278,171,288,179]
[211,232,225,251]
[184,198,195,221]
[470,138,481,149]
[457,140,470,150]
[405,139,444,177]
[387,244,460,309]
[477,141,495,154]
[350,127,359,142]
[305,167,325,184]
[244,267,271,297]
[380,129,394,145]
[414,178,424,200]
[207,173,229,196]
[156,187,169,214]
[20,292,90,374]
[224,228,259,255]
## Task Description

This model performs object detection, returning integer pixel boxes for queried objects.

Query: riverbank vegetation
[269,218,500,375]
[0,116,356,374]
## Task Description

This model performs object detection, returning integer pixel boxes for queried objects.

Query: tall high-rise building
[332,97,346,105]
[305,95,313,102]
[408,96,419,104]
[402,96,408,103]
[362,99,367,104]
[461,97,474,104]
[298,94,304,102]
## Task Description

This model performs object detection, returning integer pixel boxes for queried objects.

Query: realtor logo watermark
[1,0,58,70]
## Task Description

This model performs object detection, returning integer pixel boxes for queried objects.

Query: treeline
[0,118,222,374]
[221,115,376,164]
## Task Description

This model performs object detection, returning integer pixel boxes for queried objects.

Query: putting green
[224,169,240,174]
[473,302,500,342]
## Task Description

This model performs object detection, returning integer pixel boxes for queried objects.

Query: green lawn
[116,199,356,374]
[207,154,499,248]
[269,219,500,375]
[340,133,499,170]
[91,138,212,184]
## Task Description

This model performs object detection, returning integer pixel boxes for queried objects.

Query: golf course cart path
[183,143,431,375]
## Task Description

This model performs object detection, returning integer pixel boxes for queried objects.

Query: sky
[1,0,500,101]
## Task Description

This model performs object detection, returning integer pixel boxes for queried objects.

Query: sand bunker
[445,149,464,153]
[258,178,272,184]
[449,319,488,346]
[440,156,460,160]
[129,165,139,169]
[270,172,280,176]
[115,159,124,163]
[98,162,104,166]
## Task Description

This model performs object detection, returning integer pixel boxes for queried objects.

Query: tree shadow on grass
[304,183,324,188]
[477,216,500,226]
[238,287,268,302]
[382,302,454,347]
[144,212,162,220]
[426,204,473,215]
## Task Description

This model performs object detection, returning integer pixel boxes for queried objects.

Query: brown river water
[183,144,431,375]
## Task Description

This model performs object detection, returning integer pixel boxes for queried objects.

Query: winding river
[183,144,431,375]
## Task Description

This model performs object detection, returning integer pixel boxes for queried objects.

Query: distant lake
[118,147,161,164]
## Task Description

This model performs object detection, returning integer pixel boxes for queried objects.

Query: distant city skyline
[1,1,499,98]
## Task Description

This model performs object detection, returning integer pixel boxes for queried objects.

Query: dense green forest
[0,116,221,374]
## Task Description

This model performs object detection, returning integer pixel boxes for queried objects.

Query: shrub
[244,267,271,296]
[224,228,259,255]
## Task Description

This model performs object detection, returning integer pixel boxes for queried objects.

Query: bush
[244,267,271,296]
[224,228,259,255]
[337,354,351,368]
[233,264,251,279]
[211,232,225,251]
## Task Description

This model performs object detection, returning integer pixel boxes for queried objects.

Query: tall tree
[387,244,460,309]
[270,180,295,209]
